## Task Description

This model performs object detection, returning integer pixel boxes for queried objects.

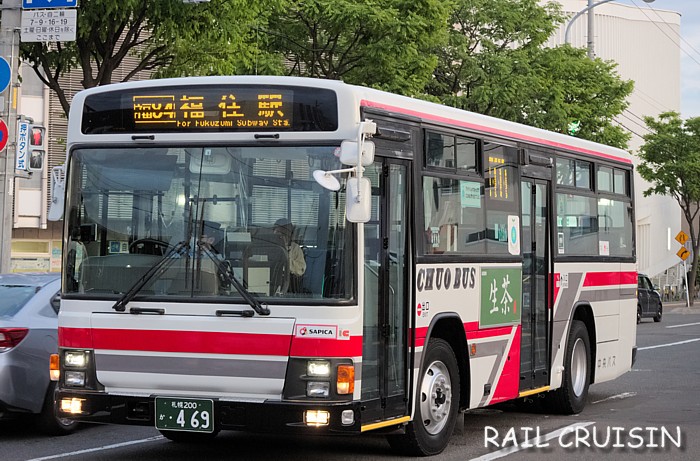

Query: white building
[549,0,683,281]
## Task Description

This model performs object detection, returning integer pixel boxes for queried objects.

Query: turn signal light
[50,353,60,381]
[337,364,355,394]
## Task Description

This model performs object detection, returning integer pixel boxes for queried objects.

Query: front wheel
[387,338,460,456]
[653,304,663,322]
[543,320,591,414]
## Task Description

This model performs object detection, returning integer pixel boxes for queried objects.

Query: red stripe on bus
[59,327,94,349]
[361,100,631,164]
[289,336,363,358]
[489,325,521,404]
[467,325,514,339]
[60,327,293,356]
[411,322,514,349]
[583,271,637,287]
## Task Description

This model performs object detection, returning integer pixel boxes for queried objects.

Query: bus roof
[68,75,631,165]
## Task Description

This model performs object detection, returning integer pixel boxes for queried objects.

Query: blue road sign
[22,0,78,9]
[0,58,10,94]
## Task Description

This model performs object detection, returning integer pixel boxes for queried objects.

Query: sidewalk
[664,300,700,313]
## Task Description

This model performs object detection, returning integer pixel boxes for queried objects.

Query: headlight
[306,381,330,398]
[65,350,88,368]
[307,360,331,377]
[65,370,86,387]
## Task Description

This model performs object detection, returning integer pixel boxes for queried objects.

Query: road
[3,306,699,461]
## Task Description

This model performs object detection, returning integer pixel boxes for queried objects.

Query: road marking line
[638,338,700,351]
[469,422,595,461]
[592,392,636,404]
[26,435,165,461]
[666,322,700,329]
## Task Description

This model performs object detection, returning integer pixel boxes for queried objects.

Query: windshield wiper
[111,240,189,312]
[197,241,270,316]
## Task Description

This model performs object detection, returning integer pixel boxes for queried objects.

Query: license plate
[155,397,214,433]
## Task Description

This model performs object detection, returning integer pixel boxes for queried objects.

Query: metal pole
[684,259,690,308]
[587,0,595,58]
[564,0,616,53]
[0,0,21,273]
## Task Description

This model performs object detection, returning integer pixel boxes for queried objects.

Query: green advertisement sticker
[480,267,522,327]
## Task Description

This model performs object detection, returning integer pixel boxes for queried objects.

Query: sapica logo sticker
[295,324,337,338]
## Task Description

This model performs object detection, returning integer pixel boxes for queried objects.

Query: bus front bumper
[55,390,363,434]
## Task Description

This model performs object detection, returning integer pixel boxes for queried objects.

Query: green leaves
[426,0,632,149]
[19,0,634,151]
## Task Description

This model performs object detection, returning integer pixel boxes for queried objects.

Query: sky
[619,0,700,119]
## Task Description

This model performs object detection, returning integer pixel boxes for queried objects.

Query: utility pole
[0,0,21,273]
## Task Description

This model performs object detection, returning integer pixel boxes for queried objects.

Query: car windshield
[0,285,39,317]
[62,145,354,303]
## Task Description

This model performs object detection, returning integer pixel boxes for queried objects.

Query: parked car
[638,273,662,323]
[0,273,78,435]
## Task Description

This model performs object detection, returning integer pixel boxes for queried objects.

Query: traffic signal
[28,124,45,171]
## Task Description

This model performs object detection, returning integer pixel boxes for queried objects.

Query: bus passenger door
[362,157,409,424]
[520,174,550,391]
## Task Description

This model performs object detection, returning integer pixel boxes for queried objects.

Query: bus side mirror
[48,165,66,221]
[346,177,371,223]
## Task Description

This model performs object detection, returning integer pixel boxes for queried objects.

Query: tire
[387,338,460,456]
[36,382,79,436]
[159,429,219,443]
[543,320,591,415]
[653,303,663,322]
[637,305,642,324]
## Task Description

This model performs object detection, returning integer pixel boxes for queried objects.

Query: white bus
[50,76,637,456]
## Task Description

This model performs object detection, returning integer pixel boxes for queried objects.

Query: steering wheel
[129,238,172,256]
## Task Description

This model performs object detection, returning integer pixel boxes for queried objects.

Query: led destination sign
[81,85,338,134]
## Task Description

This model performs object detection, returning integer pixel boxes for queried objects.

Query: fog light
[336,364,355,394]
[65,371,86,387]
[60,398,84,414]
[307,360,331,377]
[306,381,330,398]
[341,409,355,426]
[304,410,330,426]
[65,351,88,368]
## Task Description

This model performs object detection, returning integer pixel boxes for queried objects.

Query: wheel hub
[420,360,452,435]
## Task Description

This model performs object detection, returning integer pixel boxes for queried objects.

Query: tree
[19,0,283,117]
[637,112,700,305]
[267,0,450,95]
[426,0,632,149]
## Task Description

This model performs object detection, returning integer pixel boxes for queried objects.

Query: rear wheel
[637,305,642,324]
[543,320,590,414]
[653,304,663,322]
[387,338,460,456]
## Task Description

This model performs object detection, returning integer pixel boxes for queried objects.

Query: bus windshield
[62,145,354,302]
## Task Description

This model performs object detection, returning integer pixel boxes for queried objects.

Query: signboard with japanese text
[22,0,78,9]
[21,9,77,42]
[16,121,29,170]
[480,267,522,328]
[81,85,339,134]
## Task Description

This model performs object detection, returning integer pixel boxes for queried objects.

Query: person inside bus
[273,218,307,292]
